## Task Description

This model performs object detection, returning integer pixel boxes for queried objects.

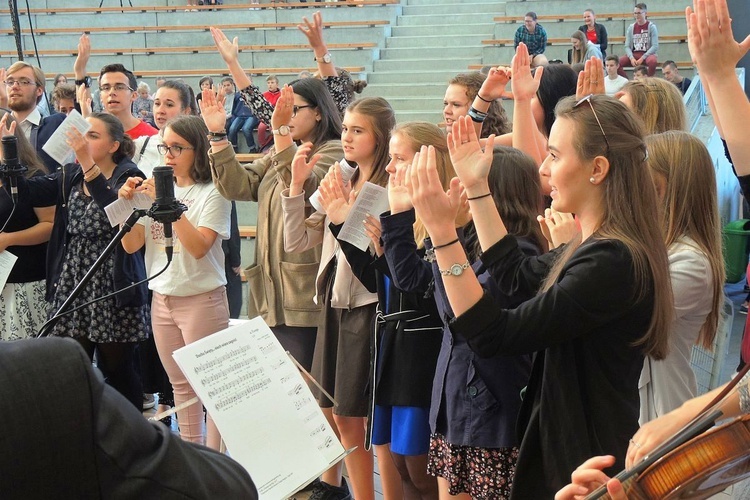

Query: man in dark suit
[0,337,258,499]
[1,61,65,173]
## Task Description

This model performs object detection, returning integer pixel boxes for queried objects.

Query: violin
[587,365,750,499]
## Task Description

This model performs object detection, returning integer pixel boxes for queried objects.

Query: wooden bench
[0,42,376,58]
[239,225,257,239]
[493,11,685,23]
[0,0,398,15]
[46,66,365,79]
[0,20,389,36]
[468,61,694,70]
[482,34,687,46]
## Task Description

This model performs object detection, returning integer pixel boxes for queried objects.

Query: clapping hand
[447,115,494,197]
[318,163,355,225]
[409,145,461,238]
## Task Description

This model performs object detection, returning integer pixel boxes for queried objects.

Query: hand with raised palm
[409,145,461,238]
[290,142,321,196]
[686,0,750,78]
[199,88,227,132]
[576,57,606,98]
[319,163,355,225]
[210,26,240,66]
[388,160,412,214]
[479,66,512,101]
[447,115,494,196]
[511,42,544,102]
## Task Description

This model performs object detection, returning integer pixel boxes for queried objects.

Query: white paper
[337,181,390,251]
[104,192,153,227]
[172,317,347,500]
[41,110,91,166]
[0,250,17,290]
[309,159,357,213]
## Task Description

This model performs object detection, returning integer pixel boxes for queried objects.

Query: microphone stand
[38,208,147,338]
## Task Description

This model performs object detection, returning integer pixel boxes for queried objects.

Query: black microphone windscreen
[153,166,175,206]
[1,136,19,167]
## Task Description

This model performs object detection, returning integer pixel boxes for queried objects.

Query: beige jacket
[281,188,378,310]
[209,141,343,327]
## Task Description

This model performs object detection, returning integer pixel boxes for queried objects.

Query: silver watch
[272,125,290,136]
[440,261,470,277]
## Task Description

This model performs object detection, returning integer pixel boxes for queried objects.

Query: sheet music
[0,251,17,290]
[41,110,91,165]
[337,181,389,251]
[104,193,153,227]
[172,317,346,500]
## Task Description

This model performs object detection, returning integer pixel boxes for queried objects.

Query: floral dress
[48,185,150,343]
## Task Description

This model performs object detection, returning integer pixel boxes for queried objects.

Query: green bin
[723,219,750,283]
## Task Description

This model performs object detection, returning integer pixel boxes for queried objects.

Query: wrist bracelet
[476,93,493,103]
[433,238,460,250]
[467,192,492,201]
[207,130,227,136]
[209,135,228,142]
[83,163,98,175]
[467,107,487,123]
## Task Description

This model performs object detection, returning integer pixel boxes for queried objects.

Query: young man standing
[619,3,659,77]
[604,56,629,96]
[662,60,692,95]
[0,61,65,172]
[514,12,549,67]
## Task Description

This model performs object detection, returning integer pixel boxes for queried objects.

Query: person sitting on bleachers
[604,56,629,96]
[224,76,260,153]
[619,3,659,77]
[579,8,608,59]
[662,60,692,95]
[514,12,549,67]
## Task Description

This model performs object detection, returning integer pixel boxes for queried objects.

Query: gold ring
[629,439,641,449]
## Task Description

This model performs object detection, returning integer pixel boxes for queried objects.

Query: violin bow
[585,362,750,499]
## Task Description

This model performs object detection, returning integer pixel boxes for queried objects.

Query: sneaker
[741,303,748,315]
[143,393,156,410]
[308,479,351,500]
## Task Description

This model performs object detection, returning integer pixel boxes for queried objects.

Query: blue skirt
[371,404,431,456]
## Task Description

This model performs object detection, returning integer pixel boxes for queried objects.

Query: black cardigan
[578,23,609,58]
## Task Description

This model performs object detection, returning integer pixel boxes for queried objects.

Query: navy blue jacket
[45,159,149,308]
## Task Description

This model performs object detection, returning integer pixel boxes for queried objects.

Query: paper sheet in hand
[172,317,346,500]
[104,193,153,227]
[337,181,389,251]
[0,251,18,290]
[41,110,91,165]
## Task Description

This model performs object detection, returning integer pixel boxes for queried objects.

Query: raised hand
[0,68,7,108]
[271,84,294,130]
[387,158,412,214]
[576,57,605,99]
[537,208,579,248]
[447,115,494,196]
[66,128,90,160]
[554,456,628,500]
[289,142,321,196]
[479,66,512,101]
[76,83,92,118]
[298,11,327,53]
[511,43,544,102]
[199,88,227,132]
[409,145,461,238]
[318,163,354,225]
[0,112,16,138]
[687,0,750,77]
[74,34,91,79]
[210,26,240,66]
[453,183,472,228]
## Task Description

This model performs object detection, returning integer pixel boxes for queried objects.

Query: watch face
[450,264,463,276]
[323,54,331,64]
[279,125,290,136]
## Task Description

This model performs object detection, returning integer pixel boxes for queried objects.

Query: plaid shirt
[514,24,548,56]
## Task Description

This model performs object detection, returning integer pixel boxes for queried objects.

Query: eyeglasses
[99,84,134,93]
[574,94,610,153]
[156,144,195,157]
[3,79,37,88]
[292,105,312,117]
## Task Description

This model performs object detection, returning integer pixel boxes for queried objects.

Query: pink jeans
[152,287,229,450]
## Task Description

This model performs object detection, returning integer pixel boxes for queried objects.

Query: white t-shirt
[132,133,164,179]
[139,181,231,297]
[605,75,629,96]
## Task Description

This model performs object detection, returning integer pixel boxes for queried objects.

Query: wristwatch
[74,76,92,88]
[314,52,332,64]
[440,261,470,277]
[272,125,290,136]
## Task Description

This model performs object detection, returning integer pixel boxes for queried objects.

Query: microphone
[0,136,28,204]
[149,166,187,260]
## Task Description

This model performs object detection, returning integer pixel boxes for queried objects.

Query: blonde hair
[542,95,674,360]
[393,122,455,248]
[570,31,588,65]
[646,131,724,349]
[6,62,45,104]
[621,77,687,134]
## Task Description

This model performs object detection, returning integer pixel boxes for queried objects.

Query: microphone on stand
[0,135,28,205]
[148,166,187,261]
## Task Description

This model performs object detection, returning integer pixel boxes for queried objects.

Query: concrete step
[386,33,487,48]
[391,23,494,38]
[397,13,502,26]
[380,45,483,60]
[407,0,505,5]
[360,82,448,98]
[374,57,479,72]
[382,96,446,113]
[393,110,444,124]
[368,69,463,84]
[504,0,692,17]
[402,2,505,16]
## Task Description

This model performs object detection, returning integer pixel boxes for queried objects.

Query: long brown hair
[448,72,510,137]
[392,122,455,248]
[164,115,211,183]
[541,95,673,360]
[346,97,395,188]
[621,78,687,134]
[570,31,588,65]
[646,131,724,349]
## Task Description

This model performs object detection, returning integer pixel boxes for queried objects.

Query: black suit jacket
[0,338,258,499]
[31,112,66,173]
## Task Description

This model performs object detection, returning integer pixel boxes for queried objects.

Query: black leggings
[77,338,142,410]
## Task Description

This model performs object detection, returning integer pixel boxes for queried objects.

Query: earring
[589,177,596,184]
